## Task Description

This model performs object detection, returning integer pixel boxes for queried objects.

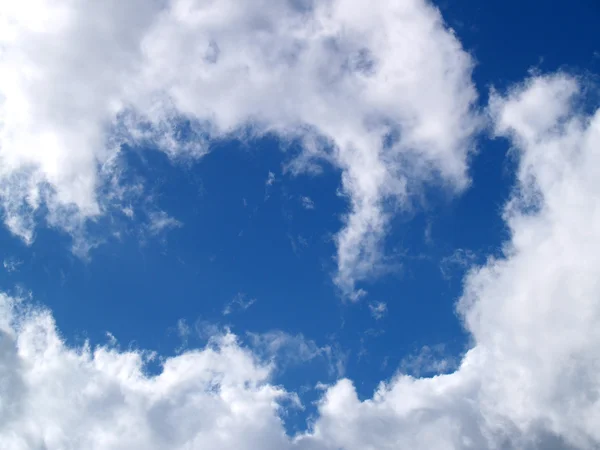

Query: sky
[0,0,599,449]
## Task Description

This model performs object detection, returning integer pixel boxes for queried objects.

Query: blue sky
[0,0,600,449]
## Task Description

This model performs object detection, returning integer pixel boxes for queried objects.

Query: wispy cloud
[174,319,191,353]
[264,171,276,201]
[300,196,315,210]
[147,211,182,235]
[265,172,276,187]
[223,292,257,315]
[246,330,347,378]
[439,248,477,280]
[3,257,23,273]
[399,344,458,377]
[368,301,388,320]
[288,234,309,255]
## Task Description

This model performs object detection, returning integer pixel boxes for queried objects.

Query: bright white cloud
[0,0,162,243]
[300,72,600,450]
[0,294,294,450]
[3,0,598,446]
[461,73,600,447]
[0,73,597,450]
[0,0,479,296]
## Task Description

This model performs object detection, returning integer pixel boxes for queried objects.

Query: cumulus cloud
[1,73,597,449]
[0,0,479,296]
[0,0,161,243]
[461,73,600,447]
[0,294,293,450]
[301,72,600,449]
[3,0,598,447]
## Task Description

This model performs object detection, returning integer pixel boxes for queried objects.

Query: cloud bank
[1,73,600,449]
[0,0,479,296]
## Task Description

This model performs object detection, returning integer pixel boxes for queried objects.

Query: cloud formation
[0,0,479,296]
[223,293,257,316]
[1,73,598,449]
[2,0,599,448]
[0,294,293,450]
[368,301,388,320]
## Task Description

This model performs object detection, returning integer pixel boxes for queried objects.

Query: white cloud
[0,0,162,244]
[300,196,315,210]
[462,73,600,447]
[264,172,277,201]
[265,172,276,187]
[399,344,458,377]
[3,257,23,273]
[298,73,600,450]
[0,0,479,296]
[2,0,598,446]
[368,301,387,320]
[0,294,294,450]
[147,210,182,235]
[2,73,594,450]
[223,293,257,316]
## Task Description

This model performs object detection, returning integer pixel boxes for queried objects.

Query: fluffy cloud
[461,73,600,447]
[297,73,600,449]
[0,0,479,295]
[0,294,293,450]
[1,73,598,449]
[3,0,599,447]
